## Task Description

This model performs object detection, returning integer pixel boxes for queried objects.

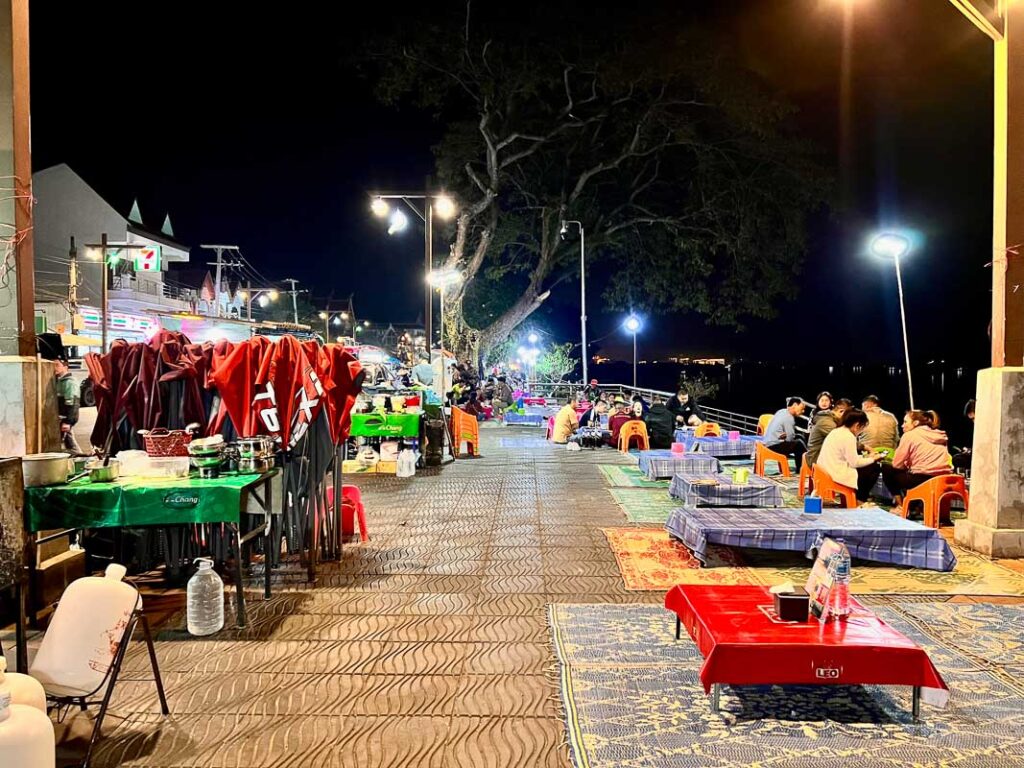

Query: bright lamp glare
[340,311,349,320]
[332,315,342,325]
[623,315,642,334]
[318,312,327,319]
[427,268,463,288]
[258,294,270,308]
[871,232,911,260]
[527,332,539,344]
[388,209,409,235]
[268,290,280,301]
[363,320,370,327]
[371,198,389,217]
[238,290,249,300]
[434,195,456,220]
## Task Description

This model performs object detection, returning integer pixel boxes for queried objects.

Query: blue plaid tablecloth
[504,412,547,426]
[671,433,763,459]
[637,450,722,479]
[668,471,784,507]
[665,506,957,571]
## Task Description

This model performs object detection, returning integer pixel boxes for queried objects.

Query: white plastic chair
[29,565,168,768]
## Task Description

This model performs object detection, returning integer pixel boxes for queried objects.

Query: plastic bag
[397,449,418,478]
[357,446,380,467]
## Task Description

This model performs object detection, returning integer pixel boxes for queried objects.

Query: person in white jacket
[816,408,884,503]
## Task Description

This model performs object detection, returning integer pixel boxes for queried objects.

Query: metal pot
[236,436,275,460]
[238,456,273,474]
[22,453,70,487]
[86,459,121,483]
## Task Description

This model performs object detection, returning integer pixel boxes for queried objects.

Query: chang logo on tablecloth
[163,493,200,509]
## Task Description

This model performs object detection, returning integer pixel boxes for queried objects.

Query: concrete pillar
[955,368,1024,556]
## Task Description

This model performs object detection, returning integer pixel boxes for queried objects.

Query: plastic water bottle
[187,557,224,636]
[830,540,851,619]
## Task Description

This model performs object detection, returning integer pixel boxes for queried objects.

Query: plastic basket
[142,428,192,457]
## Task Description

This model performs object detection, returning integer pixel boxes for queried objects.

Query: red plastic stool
[327,484,370,542]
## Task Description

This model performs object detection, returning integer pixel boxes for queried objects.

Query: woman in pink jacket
[881,409,952,502]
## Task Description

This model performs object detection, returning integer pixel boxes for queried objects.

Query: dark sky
[28,1,994,367]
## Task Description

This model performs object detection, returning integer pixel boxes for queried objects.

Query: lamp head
[433,194,456,220]
[623,315,642,334]
[268,290,280,301]
[318,311,327,319]
[527,332,539,344]
[371,197,389,218]
[870,232,911,260]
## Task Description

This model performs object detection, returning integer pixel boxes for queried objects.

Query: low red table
[664,584,949,720]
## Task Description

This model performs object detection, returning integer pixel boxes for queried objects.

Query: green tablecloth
[349,412,421,438]
[24,473,270,532]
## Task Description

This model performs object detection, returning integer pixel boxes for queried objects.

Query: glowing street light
[527,332,539,344]
[623,314,642,388]
[388,209,408,235]
[339,311,349,320]
[871,231,915,409]
[318,311,327,319]
[434,194,456,220]
[258,294,270,308]
[332,315,342,326]
[371,197,390,217]
[268,289,279,301]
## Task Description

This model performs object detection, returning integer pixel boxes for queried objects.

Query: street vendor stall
[24,470,278,627]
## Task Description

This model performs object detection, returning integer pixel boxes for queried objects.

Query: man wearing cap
[583,378,602,402]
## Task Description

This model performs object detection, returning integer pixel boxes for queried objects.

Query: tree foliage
[363,2,829,358]
[534,342,579,384]
[678,372,719,403]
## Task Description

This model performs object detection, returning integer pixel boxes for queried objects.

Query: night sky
[28,1,994,367]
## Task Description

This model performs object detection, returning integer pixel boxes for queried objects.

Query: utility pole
[100,232,108,353]
[246,280,252,321]
[425,187,433,355]
[200,244,240,317]
[283,278,300,324]
[67,236,78,334]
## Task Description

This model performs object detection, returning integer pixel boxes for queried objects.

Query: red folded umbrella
[323,344,364,444]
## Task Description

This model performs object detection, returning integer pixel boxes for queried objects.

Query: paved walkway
[75,427,652,767]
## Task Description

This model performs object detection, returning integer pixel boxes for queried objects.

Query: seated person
[492,376,514,416]
[763,397,808,468]
[805,398,851,467]
[952,398,975,471]
[881,409,952,503]
[583,379,602,402]
[579,400,609,429]
[631,392,650,415]
[411,356,434,387]
[859,394,899,451]
[607,398,633,445]
[462,392,485,419]
[817,408,883,503]
[666,388,703,426]
[811,391,834,420]
[645,398,675,449]
[552,396,581,444]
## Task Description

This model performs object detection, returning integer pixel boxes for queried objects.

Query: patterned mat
[550,601,1024,768]
[597,465,668,488]
[607,488,680,524]
[601,528,755,586]
[602,526,1024,595]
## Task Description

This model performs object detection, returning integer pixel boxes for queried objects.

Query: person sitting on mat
[666,388,704,427]
[763,397,808,468]
[579,399,609,429]
[859,394,900,451]
[817,408,884,503]
[806,398,851,468]
[552,394,582,444]
[881,409,952,504]
[645,397,676,449]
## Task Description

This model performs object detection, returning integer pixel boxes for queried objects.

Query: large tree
[367,2,828,364]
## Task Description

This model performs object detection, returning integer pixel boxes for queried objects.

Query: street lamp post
[85,234,152,353]
[428,269,463,406]
[370,192,457,356]
[623,315,642,388]
[560,220,588,384]
[239,287,279,321]
[871,232,915,410]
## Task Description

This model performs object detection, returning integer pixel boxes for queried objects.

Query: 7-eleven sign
[133,246,162,272]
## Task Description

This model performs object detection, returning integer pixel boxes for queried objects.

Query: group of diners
[763,391,974,506]
[551,381,706,447]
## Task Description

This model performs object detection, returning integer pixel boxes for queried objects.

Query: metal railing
[521,381,764,434]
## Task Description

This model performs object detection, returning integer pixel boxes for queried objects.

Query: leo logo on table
[815,667,842,680]
[163,494,200,509]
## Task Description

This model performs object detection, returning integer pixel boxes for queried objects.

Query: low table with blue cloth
[665,506,958,571]
[669,471,784,507]
[637,450,722,479]
[672,433,762,459]
[504,405,556,427]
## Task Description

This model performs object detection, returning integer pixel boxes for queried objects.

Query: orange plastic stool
[900,474,969,528]
[695,422,721,438]
[617,421,650,452]
[449,406,480,457]
[327,484,370,542]
[755,442,792,478]
[798,455,814,499]
[756,414,773,436]
[812,465,857,508]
